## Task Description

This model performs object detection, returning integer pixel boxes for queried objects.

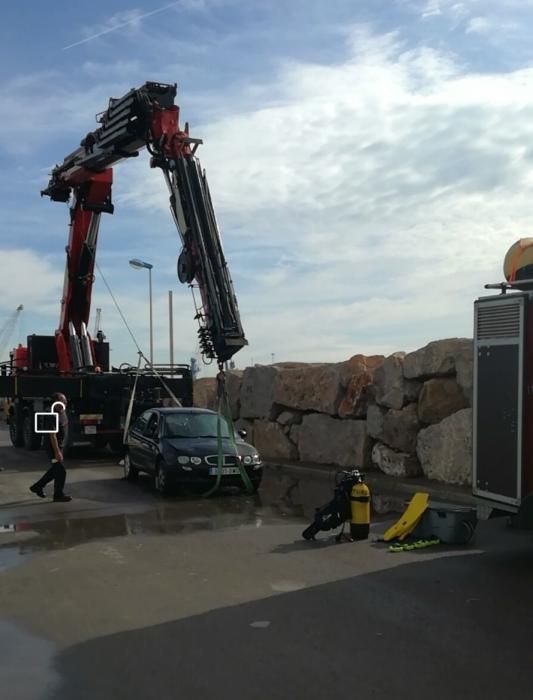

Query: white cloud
[466,15,520,35]
[7,20,533,374]
[114,26,533,369]
[0,72,142,157]
[0,250,61,313]
[419,0,470,20]
[465,16,491,33]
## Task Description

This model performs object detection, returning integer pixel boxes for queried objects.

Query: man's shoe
[30,484,45,498]
[53,494,72,502]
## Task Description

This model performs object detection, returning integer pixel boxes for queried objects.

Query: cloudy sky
[1,0,533,376]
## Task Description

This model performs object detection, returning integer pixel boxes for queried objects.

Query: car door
[142,412,160,474]
[128,410,151,469]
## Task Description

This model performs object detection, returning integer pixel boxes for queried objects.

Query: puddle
[0,470,336,571]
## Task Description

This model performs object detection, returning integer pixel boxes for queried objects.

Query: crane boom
[41,81,247,371]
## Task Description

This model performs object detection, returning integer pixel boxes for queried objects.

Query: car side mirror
[238,429,247,439]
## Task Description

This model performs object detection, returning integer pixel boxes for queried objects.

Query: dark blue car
[124,407,262,494]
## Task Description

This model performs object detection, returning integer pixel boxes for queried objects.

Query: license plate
[208,467,240,476]
[84,426,97,434]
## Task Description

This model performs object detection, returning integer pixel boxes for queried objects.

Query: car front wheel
[154,462,170,495]
[123,451,138,481]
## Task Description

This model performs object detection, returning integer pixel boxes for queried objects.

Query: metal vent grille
[476,302,521,340]
[204,454,239,467]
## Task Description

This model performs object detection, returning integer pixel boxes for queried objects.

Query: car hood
[162,436,256,456]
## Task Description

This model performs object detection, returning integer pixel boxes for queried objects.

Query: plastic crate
[412,502,477,544]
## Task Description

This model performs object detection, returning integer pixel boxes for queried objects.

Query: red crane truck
[0,81,247,453]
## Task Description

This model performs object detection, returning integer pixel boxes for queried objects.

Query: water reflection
[0,469,333,570]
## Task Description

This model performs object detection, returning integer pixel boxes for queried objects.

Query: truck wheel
[23,415,41,451]
[8,412,24,448]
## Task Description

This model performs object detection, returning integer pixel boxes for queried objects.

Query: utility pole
[148,266,153,365]
[129,258,153,365]
[168,290,174,370]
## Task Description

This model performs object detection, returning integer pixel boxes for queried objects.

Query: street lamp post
[129,258,154,365]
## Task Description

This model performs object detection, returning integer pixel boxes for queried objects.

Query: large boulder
[454,340,473,405]
[405,380,423,403]
[193,378,217,410]
[371,443,422,478]
[367,404,387,440]
[234,418,254,445]
[240,366,280,419]
[417,378,469,425]
[403,338,471,380]
[273,363,345,415]
[297,413,370,467]
[272,362,309,368]
[337,371,374,418]
[373,353,404,409]
[381,403,420,453]
[252,420,298,461]
[225,370,243,420]
[372,353,422,410]
[345,354,385,372]
[416,408,472,485]
[289,424,301,446]
[276,410,303,426]
[337,355,384,418]
[272,355,385,418]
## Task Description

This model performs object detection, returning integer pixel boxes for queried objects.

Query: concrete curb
[264,460,476,515]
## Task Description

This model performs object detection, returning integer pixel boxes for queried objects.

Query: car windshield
[162,412,232,439]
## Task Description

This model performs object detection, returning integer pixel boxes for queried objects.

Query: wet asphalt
[1,427,533,699]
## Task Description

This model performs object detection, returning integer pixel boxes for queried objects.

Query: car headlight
[252,454,261,464]
[190,457,202,465]
[177,456,190,465]
[243,455,252,465]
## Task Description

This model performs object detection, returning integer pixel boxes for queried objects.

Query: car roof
[149,407,217,415]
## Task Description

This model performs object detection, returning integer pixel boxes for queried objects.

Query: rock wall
[193,338,473,486]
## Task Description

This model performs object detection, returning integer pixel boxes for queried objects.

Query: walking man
[30,393,71,502]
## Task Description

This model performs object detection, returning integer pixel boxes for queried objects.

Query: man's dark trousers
[33,460,66,497]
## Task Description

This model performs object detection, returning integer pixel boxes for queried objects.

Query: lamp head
[129,258,153,270]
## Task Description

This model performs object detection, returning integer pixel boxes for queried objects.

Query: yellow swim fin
[398,511,425,541]
[382,492,429,542]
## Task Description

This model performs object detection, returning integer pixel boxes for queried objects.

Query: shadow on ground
[47,543,533,700]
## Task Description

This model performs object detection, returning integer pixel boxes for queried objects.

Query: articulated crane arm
[41,81,247,372]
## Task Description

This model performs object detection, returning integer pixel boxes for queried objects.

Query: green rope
[223,390,254,494]
[202,393,225,498]
[202,370,254,497]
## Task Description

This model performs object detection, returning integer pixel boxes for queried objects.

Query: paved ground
[1,426,533,699]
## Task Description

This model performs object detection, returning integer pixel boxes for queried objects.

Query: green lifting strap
[388,537,440,553]
[223,388,254,494]
[203,369,254,497]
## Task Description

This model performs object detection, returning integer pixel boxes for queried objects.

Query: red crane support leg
[56,170,113,372]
